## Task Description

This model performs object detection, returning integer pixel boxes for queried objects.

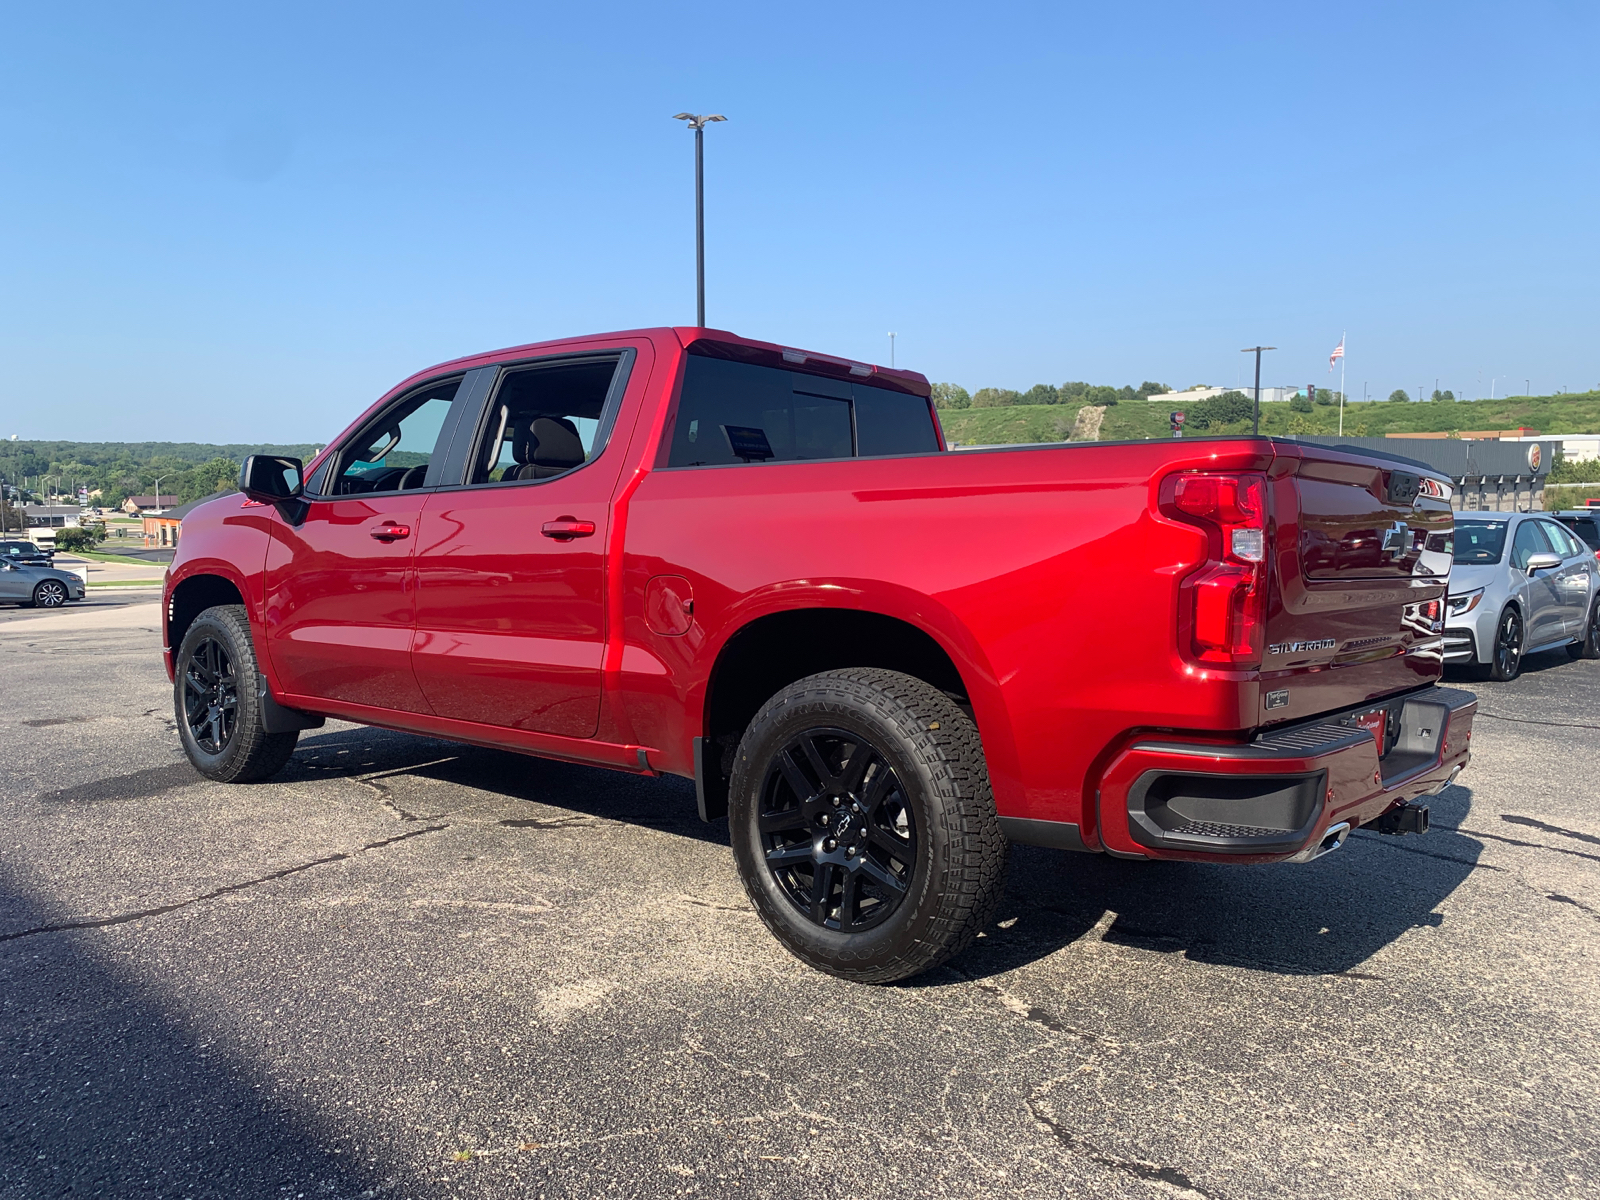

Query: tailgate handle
[541,517,596,540]
[369,522,411,542]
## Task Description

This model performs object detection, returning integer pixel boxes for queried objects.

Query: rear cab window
[666,354,940,468]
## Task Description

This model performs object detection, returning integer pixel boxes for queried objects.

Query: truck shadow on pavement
[0,875,382,1200]
[953,784,1484,982]
[281,727,1482,981]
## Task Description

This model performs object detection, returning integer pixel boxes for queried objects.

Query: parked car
[1444,512,1600,680]
[1553,509,1600,552]
[0,539,52,566]
[0,559,86,608]
[163,326,1475,983]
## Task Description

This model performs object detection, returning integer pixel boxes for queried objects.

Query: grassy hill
[939,391,1600,446]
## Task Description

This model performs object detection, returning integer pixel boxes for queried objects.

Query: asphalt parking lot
[2,596,1597,1200]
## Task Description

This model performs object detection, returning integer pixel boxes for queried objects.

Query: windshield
[1453,521,1508,565]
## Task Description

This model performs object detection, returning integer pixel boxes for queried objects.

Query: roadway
[1,595,1596,1198]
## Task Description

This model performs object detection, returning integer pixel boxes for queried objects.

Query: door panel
[1510,520,1562,647]
[262,497,431,710]
[1542,521,1594,635]
[409,353,637,738]
[410,478,613,737]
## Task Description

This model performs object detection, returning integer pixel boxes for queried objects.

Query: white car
[1444,512,1600,680]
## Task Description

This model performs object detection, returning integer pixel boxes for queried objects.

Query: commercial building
[1156,385,1300,405]
[1283,436,1555,512]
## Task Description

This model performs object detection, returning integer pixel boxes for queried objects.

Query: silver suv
[1444,512,1600,680]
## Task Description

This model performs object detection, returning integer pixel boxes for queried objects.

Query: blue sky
[2,1,1596,442]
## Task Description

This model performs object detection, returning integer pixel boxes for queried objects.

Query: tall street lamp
[1240,346,1277,436]
[672,112,727,328]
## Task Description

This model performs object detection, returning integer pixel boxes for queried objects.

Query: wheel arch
[166,572,249,674]
[696,598,1019,820]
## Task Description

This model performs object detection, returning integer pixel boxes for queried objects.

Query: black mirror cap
[239,455,304,504]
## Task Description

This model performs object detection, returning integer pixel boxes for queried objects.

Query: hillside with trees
[935,385,1600,446]
[0,440,322,507]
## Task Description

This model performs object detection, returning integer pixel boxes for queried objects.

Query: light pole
[1525,378,1530,397]
[672,112,727,328]
[1240,346,1276,436]
[887,332,896,368]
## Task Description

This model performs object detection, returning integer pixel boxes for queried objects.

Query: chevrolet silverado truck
[164,326,1475,983]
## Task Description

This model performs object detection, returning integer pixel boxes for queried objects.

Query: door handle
[541,517,596,541]
[369,522,411,542]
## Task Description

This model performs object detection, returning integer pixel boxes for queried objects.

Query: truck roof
[392,327,933,400]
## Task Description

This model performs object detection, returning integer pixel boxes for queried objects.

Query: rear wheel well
[168,575,246,658]
[700,609,972,815]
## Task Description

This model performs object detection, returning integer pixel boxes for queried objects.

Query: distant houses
[1156,386,1300,405]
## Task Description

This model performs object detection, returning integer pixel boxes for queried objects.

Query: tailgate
[1258,442,1454,725]
[1295,454,1453,580]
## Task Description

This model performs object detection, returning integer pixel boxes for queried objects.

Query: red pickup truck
[164,326,1475,982]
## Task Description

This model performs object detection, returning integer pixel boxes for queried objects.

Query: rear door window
[667,355,937,467]
[469,356,627,485]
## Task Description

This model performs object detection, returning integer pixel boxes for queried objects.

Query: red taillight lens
[1170,472,1269,667]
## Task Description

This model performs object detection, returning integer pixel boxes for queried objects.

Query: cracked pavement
[2,595,1597,1199]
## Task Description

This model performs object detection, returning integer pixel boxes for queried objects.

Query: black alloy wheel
[31,580,67,608]
[173,604,300,782]
[1570,599,1600,660]
[1490,606,1524,681]
[758,727,918,934]
[728,668,1008,984]
[182,636,240,754]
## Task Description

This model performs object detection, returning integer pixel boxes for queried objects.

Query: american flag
[1329,337,1345,371]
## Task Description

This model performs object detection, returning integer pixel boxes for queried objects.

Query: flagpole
[1335,334,1346,435]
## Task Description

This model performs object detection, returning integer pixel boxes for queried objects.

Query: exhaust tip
[1287,821,1351,864]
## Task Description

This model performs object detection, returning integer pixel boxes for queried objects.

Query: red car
[164,327,1475,982]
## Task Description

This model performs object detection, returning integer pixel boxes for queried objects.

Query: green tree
[1021,384,1059,406]
[55,526,104,552]
[1388,389,1411,403]
[971,387,1022,408]
[931,383,970,410]
[1188,390,1256,429]
[1290,393,1313,413]
[1137,381,1171,398]
[1314,390,1334,406]
[1430,389,1455,402]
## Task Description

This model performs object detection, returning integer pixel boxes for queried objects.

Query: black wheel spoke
[759,806,807,834]
[765,843,813,867]
[809,862,836,924]
[797,734,836,791]
[856,854,907,896]
[777,748,819,806]
[836,869,861,932]
[183,637,238,755]
[758,724,919,936]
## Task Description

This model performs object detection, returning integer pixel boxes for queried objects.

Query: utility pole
[1525,378,1530,397]
[672,112,727,328]
[1240,346,1276,436]
[887,332,896,368]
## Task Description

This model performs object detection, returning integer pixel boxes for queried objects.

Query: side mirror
[1525,551,1562,573]
[238,455,303,504]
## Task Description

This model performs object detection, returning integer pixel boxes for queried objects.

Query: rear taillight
[1171,472,1269,668]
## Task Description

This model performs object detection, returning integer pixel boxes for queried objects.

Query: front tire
[1470,605,1524,682]
[175,604,298,782]
[31,580,67,608]
[728,668,1007,984]
[1568,599,1600,660]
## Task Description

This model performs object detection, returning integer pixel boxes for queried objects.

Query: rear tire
[1471,605,1524,682]
[1568,599,1600,660]
[728,668,1007,984]
[174,604,298,782]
